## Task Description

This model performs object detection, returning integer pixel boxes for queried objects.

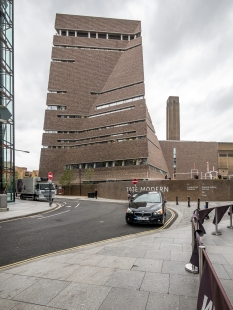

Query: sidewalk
[0,198,232,309]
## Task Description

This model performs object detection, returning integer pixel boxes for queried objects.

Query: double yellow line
[0,208,176,270]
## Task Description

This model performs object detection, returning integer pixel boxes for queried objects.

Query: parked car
[125,191,167,225]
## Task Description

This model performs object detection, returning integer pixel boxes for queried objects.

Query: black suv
[125,191,167,225]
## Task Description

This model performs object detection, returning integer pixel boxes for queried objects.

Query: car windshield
[133,193,161,203]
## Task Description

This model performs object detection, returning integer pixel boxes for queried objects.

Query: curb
[0,203,60,223]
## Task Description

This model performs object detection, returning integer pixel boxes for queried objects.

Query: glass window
[61,30,66,36]
[69,31,75,36]
[124,159,136,166]
[77,32,88,37]
[98,33,106,39]
[95,162,106,168]
[138,158,147,165]
[114,160,122,166]
[90,33,96,38]
[109,34,121,40]
[123,35,128,40]
[134,193,161,203]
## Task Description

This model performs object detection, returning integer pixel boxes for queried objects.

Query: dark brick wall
[159,141,218,179]
[39,15,168,183]
[55,14,141,34]
[62,179,233,202]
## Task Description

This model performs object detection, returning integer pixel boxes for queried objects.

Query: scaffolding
[0,0,15,201]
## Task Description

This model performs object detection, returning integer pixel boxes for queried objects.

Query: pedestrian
[94,189,98,199]
[128,190,132,201]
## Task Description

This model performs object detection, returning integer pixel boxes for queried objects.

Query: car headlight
[126,208,133,214]
[153,209,163,215]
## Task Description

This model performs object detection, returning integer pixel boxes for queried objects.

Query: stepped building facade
[39,14,168,183]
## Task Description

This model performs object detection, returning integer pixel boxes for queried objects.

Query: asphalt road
[0,198,174,267]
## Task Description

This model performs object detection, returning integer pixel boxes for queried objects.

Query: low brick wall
[63,179,233,202]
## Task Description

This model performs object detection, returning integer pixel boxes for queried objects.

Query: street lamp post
[79,168,81,196]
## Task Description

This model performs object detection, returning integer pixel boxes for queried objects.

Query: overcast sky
[14,0,233,171]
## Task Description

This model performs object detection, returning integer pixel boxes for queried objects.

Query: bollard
[227,205,233,229]
[188,196,190,207]
[197,198,200,210]
[198,245,206,280]
[212,207,222,236]
[176,196,179,205]
[204,201,209,220]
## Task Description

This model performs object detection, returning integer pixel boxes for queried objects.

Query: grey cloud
[13,0,233,170]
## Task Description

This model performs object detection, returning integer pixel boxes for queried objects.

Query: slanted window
[109,34,121,40]
[77,32,88,37]
[95,162,106,168]
[114,160,123,166]
[124,159,136,166]
[123,35,128,40]
[130,35,134,40]
[98,33,106,39]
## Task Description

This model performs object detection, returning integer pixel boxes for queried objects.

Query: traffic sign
[132,178,138,185]
[48,171,53,180]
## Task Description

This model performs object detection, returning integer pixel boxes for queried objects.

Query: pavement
[0,196,232,310]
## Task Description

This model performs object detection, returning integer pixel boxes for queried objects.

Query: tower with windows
[39,14,168,183]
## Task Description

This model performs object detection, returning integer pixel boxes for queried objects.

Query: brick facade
[39,14,168,182]
[159,140,218,179]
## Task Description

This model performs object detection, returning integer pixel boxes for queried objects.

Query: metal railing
[186,206,233,310]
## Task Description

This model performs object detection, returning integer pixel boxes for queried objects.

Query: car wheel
[160,214,166,225]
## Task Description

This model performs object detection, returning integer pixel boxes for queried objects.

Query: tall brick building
[39,14,168,183]
[166,96,180,141]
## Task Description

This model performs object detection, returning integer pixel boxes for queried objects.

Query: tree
[84,166,94,184]
[59,169,74,195]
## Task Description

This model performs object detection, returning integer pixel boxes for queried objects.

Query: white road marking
[75,203,80,208]
[37,210,70,219]
[65,206,72,208]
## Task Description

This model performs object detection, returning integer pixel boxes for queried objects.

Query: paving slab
[146,292,179,310]
[105,269,145,290]
[0,199,232,309]
[140,272,170,294]
[48,282,111,310]
[99,287,149,310]
[12,278,70,306]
